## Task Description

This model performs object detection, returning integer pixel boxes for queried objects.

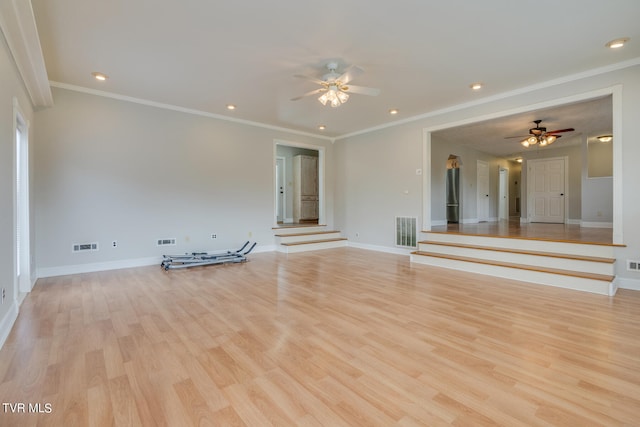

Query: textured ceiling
[31,0,640,138]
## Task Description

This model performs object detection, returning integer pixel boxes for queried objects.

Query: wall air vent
[72,242,98,252]
[157,238,176,246]
[628,260,640,272]
[396,216,417,248]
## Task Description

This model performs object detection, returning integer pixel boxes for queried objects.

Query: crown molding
[335,56,640,141]
[49,81,333,142]
[0,0,53,107]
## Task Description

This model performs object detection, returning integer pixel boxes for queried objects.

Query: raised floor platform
[412,221,622,296]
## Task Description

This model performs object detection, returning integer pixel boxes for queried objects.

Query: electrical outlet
[211,234,217,239]
[1,288,5,304]
[112,241,117,248]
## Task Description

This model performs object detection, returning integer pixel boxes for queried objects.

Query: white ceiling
[31,0,640,138]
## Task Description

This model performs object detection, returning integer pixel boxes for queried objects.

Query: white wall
[335,64,640,285]
[34,87,332,275]
[0,31,35,343]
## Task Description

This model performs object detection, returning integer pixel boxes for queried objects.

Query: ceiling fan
[291,62,381,107]
[505,119,575,147]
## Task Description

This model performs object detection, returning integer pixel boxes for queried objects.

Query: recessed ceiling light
[389,109,399,115]
[597,135,613,142]
[226,104,236,110]
[318,125,326,130]
[470,82,483,90]
[605,37,629,49]
[91,72,108,81]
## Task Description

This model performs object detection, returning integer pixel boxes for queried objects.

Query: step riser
[410,254,613,296]
[280,240,347,253]
[278,232,342,244]
[273,226,328,235]
[424,233,615,258]
[418,244,615,276]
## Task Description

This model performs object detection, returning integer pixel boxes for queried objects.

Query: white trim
[348,241,413,256]
[37,256,163,278]
[50,82,332,141]
[566,219,581,225]
[431,220,447,227]
[581,221,613,229]
[336,58,640,141]
[422,129,432,231]
[0,300,19,350]
[0,0,53,107]
[273,139,326,226]
[13,97,32,294]
[36,244,276,278]
[422,86,623,246]
[611,85,623,245]
[617,277,640,292]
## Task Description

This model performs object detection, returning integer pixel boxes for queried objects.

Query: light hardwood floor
[431,220,614,245]
[1,248,639,426]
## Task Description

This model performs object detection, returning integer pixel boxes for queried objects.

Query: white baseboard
[566,218,581,225]
[617,277,640,291]
[0,300,19,350]
[37,256,162,278]
[348,241,413,256]
[36,244,275,278]
[431,220,446,226]
[581,221,613,229]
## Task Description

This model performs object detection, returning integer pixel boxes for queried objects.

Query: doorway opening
[14,99,31,297]
[274,141,324,226]
[423,87,621,244]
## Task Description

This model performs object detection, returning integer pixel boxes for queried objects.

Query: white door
[529,158,566,223]
[498,167,509,220]
[275,157,285,222]
[477,160,489,222]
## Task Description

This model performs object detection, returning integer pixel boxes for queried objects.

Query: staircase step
[423,231,617,258]
[411,251,615,295]
[281,237,348,247]
[420,241,615,263]
[275,230,340,238]
[279,238,348,253]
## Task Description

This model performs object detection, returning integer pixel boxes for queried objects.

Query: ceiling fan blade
[293,74,326,85]
[290,88,326,101]
[504,135,529,139]
[546,128,575,134]
[337,65,364,84]
[342,85,381,96]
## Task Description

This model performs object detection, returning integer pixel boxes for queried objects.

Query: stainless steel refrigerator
[446,167,460,223]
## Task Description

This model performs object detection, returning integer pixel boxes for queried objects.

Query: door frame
[498,166,509,221]
[476,160,490,222]
[275,156,286,223]
[422,85,622,244]
[273,139,325,226]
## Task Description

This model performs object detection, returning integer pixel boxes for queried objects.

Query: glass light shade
[528,136,537,145]
[336,91,349,103]
[539,138,548,146]
[546,135,557,144]
[597,135,613,142]
[318,93,329,105]
[521,139,530,147]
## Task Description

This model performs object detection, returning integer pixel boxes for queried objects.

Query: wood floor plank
[1,248,639,426]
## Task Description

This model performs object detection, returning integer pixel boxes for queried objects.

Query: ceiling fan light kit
[292,62,380,108]
[506,119,574,149]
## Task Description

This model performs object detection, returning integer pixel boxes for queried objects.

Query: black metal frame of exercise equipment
[161,241,257,271]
